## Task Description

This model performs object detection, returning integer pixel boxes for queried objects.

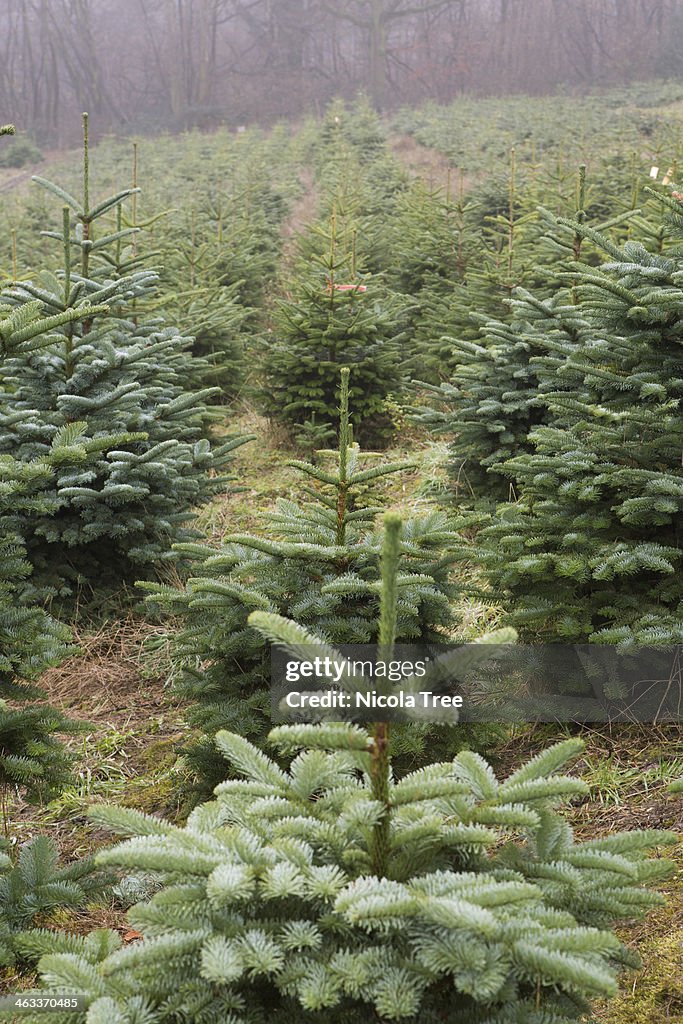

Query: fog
[1,0,680,144]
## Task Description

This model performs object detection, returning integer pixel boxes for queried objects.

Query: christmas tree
[0,462,75,805]
[143,369,460,793]
[0,115,252,601]
[412,167,639,503]
[151,177,284,394]
[13,516,676,1022]
[415,283,591,505]
[261,213,409,447]
[0,302,99,804]
[472,194,683,643]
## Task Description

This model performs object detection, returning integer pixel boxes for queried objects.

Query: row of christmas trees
[0,105,681,1021]
[258,97,683,448]
[250,98,682,654]
[0,101,415,815]
[1,98,680,776]
[4,378,680,1019]
[367,94,683,649]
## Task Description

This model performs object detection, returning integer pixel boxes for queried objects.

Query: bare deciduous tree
[0,0,680,142]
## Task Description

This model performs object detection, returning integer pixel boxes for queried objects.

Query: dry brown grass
[40,615,167,715]
[5,615,190,863]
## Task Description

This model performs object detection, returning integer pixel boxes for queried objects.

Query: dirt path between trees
[0,167,40,194]
[279,166,318,273]
[0,156,54,194]
[389,132,476,195]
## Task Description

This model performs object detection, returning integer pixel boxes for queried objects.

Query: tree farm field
[0,85,682,1024]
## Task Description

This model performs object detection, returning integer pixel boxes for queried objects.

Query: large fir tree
[472,195,683,642]
[0,116,251,600]
[0,303,100,804]
[0,461,75,806]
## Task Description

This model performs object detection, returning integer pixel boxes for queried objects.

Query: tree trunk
[368,2,388,110]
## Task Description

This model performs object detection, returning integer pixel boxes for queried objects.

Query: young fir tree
[308,98,412,289]
[143,369,460,793]
[380,178,464,300]
[0,836,111,968]
[146,142,293,395]
[385,172,485,384]
[414,283,590,505]
[371,174,492,387]
[261,213,409,447]
[201,174,288,309]
[83,151,250,396]
[154,242,251,396]
[472,194,683,643]
[409,166,568,494]
[311,96,397,221]
[413,169,640,506]
[12,516,676,1023]
[278,99,413,428]
[0,301,105,807]
[410,149,554,386]
[316,97,387,166]
[0,115,251,600]
[0,461,75,807]
[152,187,277,395]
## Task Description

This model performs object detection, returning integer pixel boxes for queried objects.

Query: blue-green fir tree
[413,167,638,504]
[0,115,251,602]
[0,300,102,805]
[406,149,554,389]
[472,192,683,642]
[0,836,111,968]
[9,516,676,1023]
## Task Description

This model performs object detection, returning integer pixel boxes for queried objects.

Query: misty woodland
[1,1,682,139]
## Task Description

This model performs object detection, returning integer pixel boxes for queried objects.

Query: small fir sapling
[0,836,111,969]
[408,147,547,388]
[10,515,677,1023]
[414,280,594,505]
[142,368,462,793]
